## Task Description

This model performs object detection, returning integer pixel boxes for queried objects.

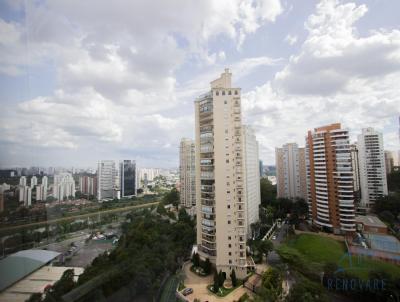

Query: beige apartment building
[195,69,250,279]
[179,138,196,212]
[275,143,307,200]
[306,123,356,234]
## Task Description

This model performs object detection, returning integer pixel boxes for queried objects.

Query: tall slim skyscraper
[19,176,26,187]
[42,176,48,200]
[275,143,307,200]
[97,160,118,200]
[306,123,356,233]
[30,176,38,188]
[384,151,394,174]
[79,175,97,196]
[357,128,388,212]
[195,69,249,279]
[120,160,137,198]
[243,126,261,238]
[179,138,196,210]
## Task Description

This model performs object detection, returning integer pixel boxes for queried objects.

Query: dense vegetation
[27,208,195,302]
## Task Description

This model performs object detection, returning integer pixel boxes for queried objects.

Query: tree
[43,269,75,302]
[286,278,328,302]
[213,271,220,293]
[156,203,167,215]
[260,178,277,206]
[26,293,42,302]
[379,210,395,224]
[230,269,237,287]
[259,240,274,260]
[192,252,200,267]
[203,258,212,275]
[218,270,225,287]
[387,170,400,192]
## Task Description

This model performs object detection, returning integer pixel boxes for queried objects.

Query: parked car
[182,288,193,296]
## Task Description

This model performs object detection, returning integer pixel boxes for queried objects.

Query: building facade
[97,160,118,200]
[243,126,261,238]
[120,160,137,198]
[275,143,307,200]
[53,173,75,201]
[79,175,97,196]
[179,138,196,212]
[384,151,394,175]
[306,123,356,233]
[357,128,388,212]
[195,69,249,279]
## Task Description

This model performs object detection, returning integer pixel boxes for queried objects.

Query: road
[0,201,159,233]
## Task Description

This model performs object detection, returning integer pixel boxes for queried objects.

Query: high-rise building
[138,168,161,184]
[275,143,307,200]
[195,69,250,279]
[179,138,196,210]
[350,144,361,204]
[30,176,38,188]
[306,123,356,233]
[259,160,264,178]
[36,185,43,201]
[120,160,137,198]
[79,175,97,196]
[97,160,118,200]
[384,151,394,175]
[357,128,388,212]
[19,176,26,187]
[42,176,48,200]
[243,126,261,238]
[53,173,75,201]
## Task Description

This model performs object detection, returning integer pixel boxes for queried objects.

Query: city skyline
[1,0,400,168]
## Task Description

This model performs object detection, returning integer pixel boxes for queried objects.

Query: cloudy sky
[0,0,399,168]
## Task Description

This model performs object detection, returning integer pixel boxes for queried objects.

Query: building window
[216,91,219,96]
[222,91,225,95]
[235,90,238,95]
[228,244,231,248]
[228,236,231,240]
[229,260,232,264]
[228,90,232,95]
[224,100,227,104]
[227,204,230,209]
[228,220,231,224]
[228,252,231,256]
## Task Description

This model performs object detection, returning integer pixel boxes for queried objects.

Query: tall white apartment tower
[30,176,38,188]
[357,128,388,212]
[42,176,48,200]
[195,69,250,279]
[179,138,196,211]
[19,176,26,187]
[97,160,117,201]
[243,126,261,238]
[275,143,307,200]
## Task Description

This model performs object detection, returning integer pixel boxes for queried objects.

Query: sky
[0,0,399,168]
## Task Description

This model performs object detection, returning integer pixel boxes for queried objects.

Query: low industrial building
[0,250,83,302]
[356,215,388,234]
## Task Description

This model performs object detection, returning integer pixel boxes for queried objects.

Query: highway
[0,201,159,234]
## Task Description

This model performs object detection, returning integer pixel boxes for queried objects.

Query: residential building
[42,176,48,200]
[195,68,250,279]
[306,123,356,233]
[120,160,137,198]
[179,138,196,211]
[53,173,75,201]
[384,151,394,174]
[350,144,361,205]
[275,143,307,200]
[79,175,97,196]
[243,126,261,238]
[357,128,388,212]
[19,176,26,187]
[97,160,118,200]
[30,176,38,188]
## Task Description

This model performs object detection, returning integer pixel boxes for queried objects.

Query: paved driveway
[182,262,253,302]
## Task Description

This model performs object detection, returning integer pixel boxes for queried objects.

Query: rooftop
[356,215,387,228]
[0,249,60,292]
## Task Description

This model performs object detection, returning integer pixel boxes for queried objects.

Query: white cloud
[242,0,400,164]
[284,34,298,45]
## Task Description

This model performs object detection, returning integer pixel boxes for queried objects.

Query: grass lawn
[207,284,240,297]
[281,234,400,280]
